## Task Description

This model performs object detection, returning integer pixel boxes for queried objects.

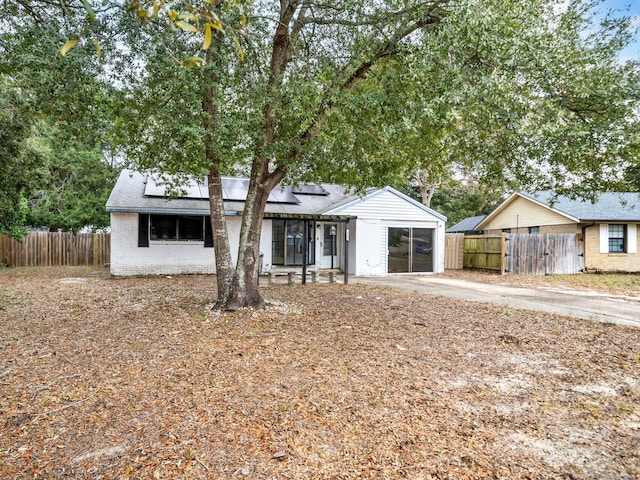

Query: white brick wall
[110,213,216,276]
[110,213,274,276]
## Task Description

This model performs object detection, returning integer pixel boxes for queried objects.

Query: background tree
[1,10,121,235]
[25,122,117,232]
[430,182,502,228]
[318,0,640,205]
[0,77,40,239]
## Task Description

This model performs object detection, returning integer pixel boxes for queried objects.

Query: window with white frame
[600,223,637,255]
[608,224,626,253]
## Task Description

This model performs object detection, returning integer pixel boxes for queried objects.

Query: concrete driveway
[352,275,640,327]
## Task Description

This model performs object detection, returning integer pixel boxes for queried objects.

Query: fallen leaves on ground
[0,267,639,479]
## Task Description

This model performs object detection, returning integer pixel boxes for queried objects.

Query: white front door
[320,223,339,269]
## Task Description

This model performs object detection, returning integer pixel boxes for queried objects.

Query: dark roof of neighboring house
[446,215,486,233]
[522,191,640,221]
[105,170,361,216]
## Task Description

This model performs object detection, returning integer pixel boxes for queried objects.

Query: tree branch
[298,10,444,148]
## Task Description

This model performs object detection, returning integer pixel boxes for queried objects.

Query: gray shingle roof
[523,191,640,222]
[106,170,361,216]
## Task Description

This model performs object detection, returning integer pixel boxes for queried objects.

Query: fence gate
[504,233,584,275]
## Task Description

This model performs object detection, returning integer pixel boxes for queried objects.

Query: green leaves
[14,0,640,217]
[182,56,205,67]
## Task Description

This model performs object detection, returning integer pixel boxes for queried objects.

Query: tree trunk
[414,168,439,208]
[203,26,244,310]
[209,158,282,311]
[207,3,293,309]
[208,165,240,309]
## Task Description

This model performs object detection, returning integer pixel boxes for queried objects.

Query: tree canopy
[25,121,117,232]
[314,1,640,203]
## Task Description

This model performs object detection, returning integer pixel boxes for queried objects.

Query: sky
[598,0,640,61]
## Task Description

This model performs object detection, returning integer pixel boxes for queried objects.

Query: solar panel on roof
[182,180,205,199]
[222,177,250,201]
[145,175,208,199]
[143,176,167,197]
[222,178,300,204]
[145,175,301,204]
[291,184,329,196]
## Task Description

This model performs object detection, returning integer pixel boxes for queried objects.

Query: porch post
[344,223,349,285]
[302,219,308,284]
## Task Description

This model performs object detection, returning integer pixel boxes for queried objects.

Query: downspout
[581,222,595,237]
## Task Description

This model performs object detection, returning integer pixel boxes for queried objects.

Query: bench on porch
[262,270,339,285]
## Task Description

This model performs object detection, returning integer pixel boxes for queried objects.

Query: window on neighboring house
[529,226,540,234]
[608,224,626,253]
[502,228,511,233]
[148,215,204,241]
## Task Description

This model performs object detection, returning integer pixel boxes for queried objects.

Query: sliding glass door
[388,227,410,273]
[387,227,434,273]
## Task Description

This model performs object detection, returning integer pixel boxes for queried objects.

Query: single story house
[475,191,640,273]
[106,170,447,276]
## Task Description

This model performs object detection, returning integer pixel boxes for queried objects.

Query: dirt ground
[1,267,639,479]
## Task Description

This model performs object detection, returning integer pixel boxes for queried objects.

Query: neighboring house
[445,215,486,235]
[106,170,447,276]
[475,191,640,273]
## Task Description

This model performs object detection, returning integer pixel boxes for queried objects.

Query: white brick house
[106,170,447,276]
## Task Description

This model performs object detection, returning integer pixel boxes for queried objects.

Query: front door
[321,223,339,268]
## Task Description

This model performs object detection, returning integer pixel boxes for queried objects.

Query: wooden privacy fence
[0,232,110,267]
[451,233,584,275]
[463,235,504,271]
[504,233,584,275]
[444,233,464,270]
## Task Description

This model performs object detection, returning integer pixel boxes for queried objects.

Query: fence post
[500,233,507,275]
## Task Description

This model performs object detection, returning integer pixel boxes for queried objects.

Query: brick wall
[584,223,640,272]
[110,213,216,276]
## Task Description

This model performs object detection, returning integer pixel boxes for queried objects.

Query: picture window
[150,215,204,241]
